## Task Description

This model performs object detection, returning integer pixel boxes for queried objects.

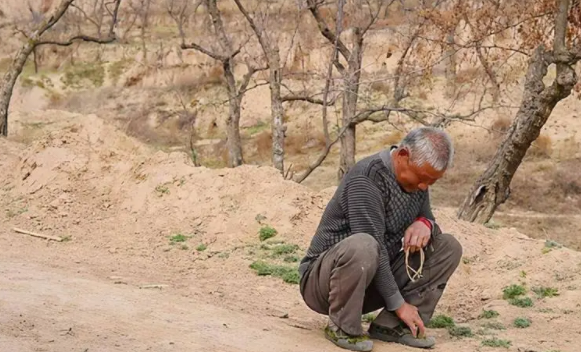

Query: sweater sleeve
[342,175,405,311]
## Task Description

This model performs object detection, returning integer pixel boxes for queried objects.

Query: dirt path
[0,259,340,352]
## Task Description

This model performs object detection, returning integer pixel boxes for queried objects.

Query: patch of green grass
[249,261,299,284]
[283,255,299,263]
[479,310,499,319]
[108,59,130,85]
[259,225,277,241]
[61,62,105,89]
[448,326,473,338]
[532,286,559,298]
[481,321,506,330]
[218,252,230,259]
[169,234,188,243]
[155,184,170,195]
[196,244,207,252]
[513,317,531,328]
[246,120,268,135]
[509,297,534,308]
[427,315,455,329]
[272,244,299,256]
[503,284,526,299]
[482,337,511,348]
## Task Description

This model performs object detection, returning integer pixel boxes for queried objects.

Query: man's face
[393,148,446,193]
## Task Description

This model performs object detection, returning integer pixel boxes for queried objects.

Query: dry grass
[528,134,553,159]
[490,116,512,136]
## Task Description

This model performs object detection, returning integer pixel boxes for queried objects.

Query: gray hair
[399,127,454,171]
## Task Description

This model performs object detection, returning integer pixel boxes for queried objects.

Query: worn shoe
[368,322,436,349]
[324,320,374,352]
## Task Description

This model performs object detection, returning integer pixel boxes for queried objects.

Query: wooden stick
[13,227,63,242]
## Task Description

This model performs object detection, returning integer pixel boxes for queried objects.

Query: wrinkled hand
[404,221,431,254]
[395,302,426,338]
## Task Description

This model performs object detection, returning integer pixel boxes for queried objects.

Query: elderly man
[298,127,462,351]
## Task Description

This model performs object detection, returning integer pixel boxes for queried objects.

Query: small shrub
[482,337,511,348]
[196,244,207,252]
[513,317,531,328]
[284,255,299,262]
[502,284,526,299]
[169,234,188,243]
[427,315,455,329]
[259,226,277,241]
[479,310,500,319]
[532,286,559,298]
[249,261,299,284]
[448,326,473,338]
[272,244,299,256]
[509,297,533,308]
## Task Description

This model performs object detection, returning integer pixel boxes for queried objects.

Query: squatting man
[298,127,462,351]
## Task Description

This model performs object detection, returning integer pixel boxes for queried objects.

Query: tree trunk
[338,29,363,180]
[223,59,243,167]
[457,44,578,223]
[0,43,35,136]
[269,50,285,173]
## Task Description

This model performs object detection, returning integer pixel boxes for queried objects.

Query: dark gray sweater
[299,147,441,310]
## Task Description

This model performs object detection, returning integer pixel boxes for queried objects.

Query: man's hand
[395,302,426,338]
[404,220,431,253]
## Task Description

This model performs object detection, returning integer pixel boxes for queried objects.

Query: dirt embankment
[1,111,581,352]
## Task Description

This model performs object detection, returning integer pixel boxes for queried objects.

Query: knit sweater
[299,146,442,311]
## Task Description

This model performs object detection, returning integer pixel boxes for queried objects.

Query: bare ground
[1,111,581,352]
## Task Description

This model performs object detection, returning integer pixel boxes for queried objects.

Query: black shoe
[368,322,436,349]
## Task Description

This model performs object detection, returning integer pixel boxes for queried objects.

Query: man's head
[391,127,454,193]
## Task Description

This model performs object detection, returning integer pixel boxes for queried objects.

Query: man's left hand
[404,220,431,253]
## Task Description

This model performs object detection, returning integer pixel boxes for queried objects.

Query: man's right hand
[395,302,426,338]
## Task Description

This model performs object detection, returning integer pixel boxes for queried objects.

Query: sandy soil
[1,111,581,352]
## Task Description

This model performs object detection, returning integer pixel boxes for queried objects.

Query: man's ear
[397,147,410,162]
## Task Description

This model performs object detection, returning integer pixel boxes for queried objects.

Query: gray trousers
[299,232,462,336]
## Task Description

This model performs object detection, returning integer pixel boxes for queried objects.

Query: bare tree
[233,0,288,174]
[0,0,122,137]
[457,0,581,223]
[178,0,265,168]
[307,0,388,180]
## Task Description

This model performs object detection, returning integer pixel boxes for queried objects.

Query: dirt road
[0,259,339,352]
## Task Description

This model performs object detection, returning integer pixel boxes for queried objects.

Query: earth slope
[1,111,580,352]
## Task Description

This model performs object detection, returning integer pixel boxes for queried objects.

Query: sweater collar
[379,145,398,172]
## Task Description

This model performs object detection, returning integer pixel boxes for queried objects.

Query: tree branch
[180,42,226,61]
[35,34,116,47]
[306,0,350,70]
[281,94,338,106]
[35,0,122,48]
[232,0,270,53]
[554,0,570,55]
[239,62,268,95]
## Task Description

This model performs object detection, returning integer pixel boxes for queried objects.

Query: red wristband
[415,217,432,231]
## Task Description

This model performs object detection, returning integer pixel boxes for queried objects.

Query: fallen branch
[13,227,63,242]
